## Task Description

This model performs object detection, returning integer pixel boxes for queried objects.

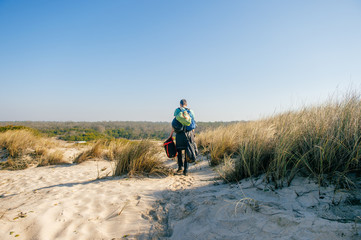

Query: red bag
[163,131,177,158]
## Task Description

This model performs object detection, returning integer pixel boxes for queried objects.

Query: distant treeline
[0,121,240,141]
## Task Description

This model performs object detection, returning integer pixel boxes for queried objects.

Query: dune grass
[197,125,240,166]
[74,140,107,163]
[0,129,60,169]
[0,129,43,158]
[0,129,168,176]
[197,93,361,188]
[73,138,169,177]
[38,150,67,166]
[74,138,131,163]
[112,140,169,177]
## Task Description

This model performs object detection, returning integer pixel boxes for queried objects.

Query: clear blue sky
[0,0,360,122]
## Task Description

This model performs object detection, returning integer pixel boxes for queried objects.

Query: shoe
[176,168,182,173]
[183,171,188,176]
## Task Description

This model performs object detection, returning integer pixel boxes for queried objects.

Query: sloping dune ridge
[0,154,360,240]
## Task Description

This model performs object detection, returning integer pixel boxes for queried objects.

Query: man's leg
[177,149,183,172]
[183,150,188,175]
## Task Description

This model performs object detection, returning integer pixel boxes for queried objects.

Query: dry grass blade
[105,200,130,221]
[234,197,260,214]
[118,200,130,215]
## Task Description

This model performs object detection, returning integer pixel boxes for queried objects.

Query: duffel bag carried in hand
[163,131,177,158]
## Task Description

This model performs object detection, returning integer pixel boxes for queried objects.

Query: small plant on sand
[234,197,260,214]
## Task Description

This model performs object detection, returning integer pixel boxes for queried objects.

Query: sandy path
[1,156,360,240]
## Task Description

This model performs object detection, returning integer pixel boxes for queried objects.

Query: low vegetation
[198,93,361,188]
[0,125,38,133]
[74,140,107,163]
[0,127,169,176]
[197,125,242,166]
[74,139,168,177]
[112,140,169,177]
[38,150,67,166]
[0,129,58,169]
[0,129,42,158]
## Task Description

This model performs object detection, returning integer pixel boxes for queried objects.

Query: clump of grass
[113,140,168,177]
[73,139,168,177]
[0,129,59,169]
[199,92,361,188]
[74,140,106,163]
[197,125,241,166]
[105,138,130,161]
[0,128,73,170]
[38,150,67,166]
[235,122,275,180]
[0,130,42,158]
[217,156,237,182]
[2,156,33,170]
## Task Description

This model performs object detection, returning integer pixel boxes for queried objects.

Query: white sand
[0,155,360,240]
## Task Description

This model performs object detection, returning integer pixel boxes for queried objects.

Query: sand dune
[0,156,360,239]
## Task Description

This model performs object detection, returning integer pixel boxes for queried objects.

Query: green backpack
[176,108,192,126]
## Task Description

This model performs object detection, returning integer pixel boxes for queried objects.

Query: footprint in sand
[169,175,195,191]
[134,195,141,206]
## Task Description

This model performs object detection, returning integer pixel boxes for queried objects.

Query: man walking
[174,99,196,176]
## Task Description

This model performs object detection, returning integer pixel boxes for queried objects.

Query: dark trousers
[177,149,188,172]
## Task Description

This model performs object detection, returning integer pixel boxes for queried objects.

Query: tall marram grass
[197,93,361,188]
[197,125,241,166]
